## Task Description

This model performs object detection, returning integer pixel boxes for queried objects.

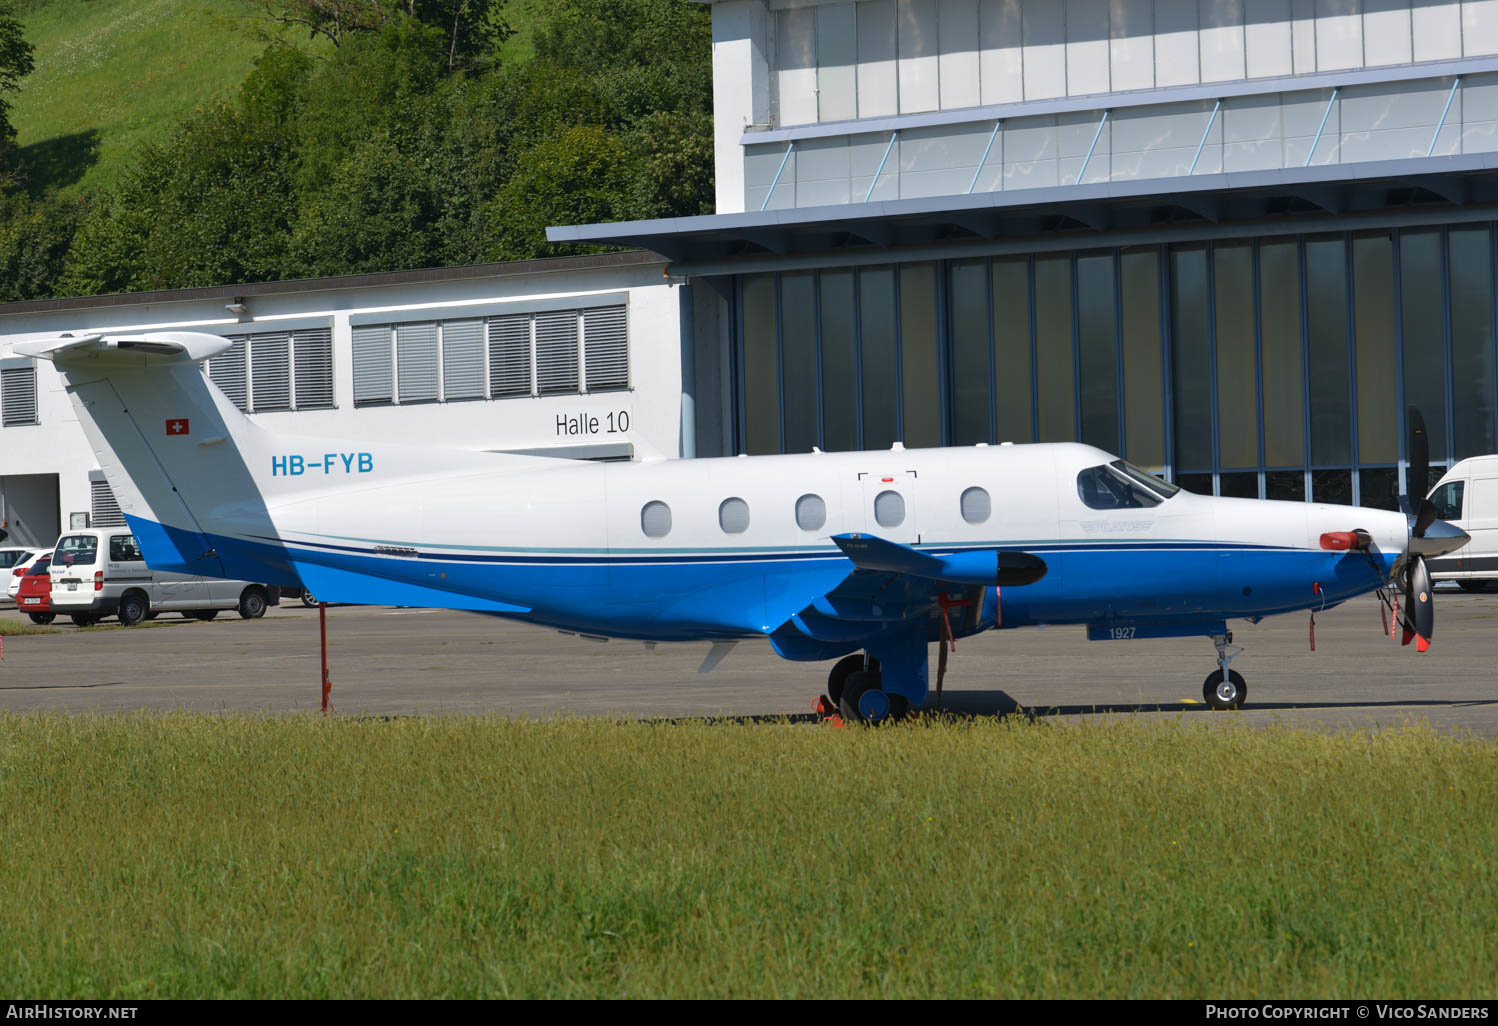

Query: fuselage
[190,440,1409,643]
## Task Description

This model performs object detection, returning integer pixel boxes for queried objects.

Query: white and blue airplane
[17,330,1470,722]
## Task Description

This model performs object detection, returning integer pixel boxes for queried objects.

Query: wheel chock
[813,695,836,718]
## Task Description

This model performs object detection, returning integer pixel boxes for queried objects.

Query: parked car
[15,556,52,624]
[1427,456,1498,592]
[48,528,279,627]
[7,549,51,602]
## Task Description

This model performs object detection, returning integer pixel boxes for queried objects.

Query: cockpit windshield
[1076,460,1179,510]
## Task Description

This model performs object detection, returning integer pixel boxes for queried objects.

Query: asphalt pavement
[1,588,1494,733]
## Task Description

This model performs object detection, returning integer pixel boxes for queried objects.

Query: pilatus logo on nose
[166,418,190,436]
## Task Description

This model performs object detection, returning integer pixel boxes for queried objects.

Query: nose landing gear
[1203,632,1247,710]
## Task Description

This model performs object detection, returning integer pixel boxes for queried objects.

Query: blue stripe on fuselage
[126,516,1397,642]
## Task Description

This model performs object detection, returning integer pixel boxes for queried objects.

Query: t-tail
[15,331,556,592]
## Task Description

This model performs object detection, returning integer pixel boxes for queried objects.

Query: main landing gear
[1203,632,1247,710]
[820,635,929,725]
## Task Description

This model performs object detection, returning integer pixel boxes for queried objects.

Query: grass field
[0,713,1494,998]
[10,0,326,196]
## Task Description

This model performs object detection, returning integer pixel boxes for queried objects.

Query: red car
[16,556,52,624]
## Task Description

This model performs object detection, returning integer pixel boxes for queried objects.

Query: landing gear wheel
[838,670,885,723]
[886,693,911,722]
[27,612,54,625]
[1203,668,1247,710]
[1459,580,1489,593]
[300,590,317,608]
[827,654,880,706]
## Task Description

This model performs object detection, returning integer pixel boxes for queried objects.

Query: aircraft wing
[766,533,1047,661]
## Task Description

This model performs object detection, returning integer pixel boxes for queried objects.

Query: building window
[353,304,629,407]
[1,366,37,426]
[718,497,750,534]
[641,500,672,539]
[209,328,335,413]
[90,480,125,527]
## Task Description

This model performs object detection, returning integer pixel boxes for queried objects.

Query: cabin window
[641,500,672,538]
[719,497,750,534]
[960,487,991,524]
[795,493,826,531]
[874,490,905,528]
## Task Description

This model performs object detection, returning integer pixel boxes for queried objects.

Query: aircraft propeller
[1394,406,1470,652]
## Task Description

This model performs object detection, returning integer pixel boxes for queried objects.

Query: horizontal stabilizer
[832,533,1046,586]
[15,331,230,367]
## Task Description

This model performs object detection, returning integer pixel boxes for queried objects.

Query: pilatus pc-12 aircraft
[17,331,1470,723]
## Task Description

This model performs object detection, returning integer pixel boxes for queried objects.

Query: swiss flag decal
[166,418,190,436]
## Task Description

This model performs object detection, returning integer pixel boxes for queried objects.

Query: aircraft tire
[1458,580,1489,593]
[838,670,881,723]
[1203,668,1247,711]
[827,654,879,706]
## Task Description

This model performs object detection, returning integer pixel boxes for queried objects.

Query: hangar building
[4,0,1498,546]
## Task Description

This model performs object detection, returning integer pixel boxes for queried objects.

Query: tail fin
[19,331,556,586]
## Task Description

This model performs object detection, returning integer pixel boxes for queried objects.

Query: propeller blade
[1406,405,1430,507]
[1411,555,1434,652]
[1413,497,1439,538]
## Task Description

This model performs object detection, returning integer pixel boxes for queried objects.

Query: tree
[0,0,35,189]
[247,0,507,69]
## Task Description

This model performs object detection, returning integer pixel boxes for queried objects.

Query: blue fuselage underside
[126,514,1395,644]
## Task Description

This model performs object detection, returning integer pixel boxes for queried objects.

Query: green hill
[8,0,548,198]
[10,0,306,195]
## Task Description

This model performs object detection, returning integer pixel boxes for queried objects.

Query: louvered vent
[583,305,628,392]
[960,486,991,525]
[718,497,750,534]
[0,366,37,425]
[795,493,826,532]
[535,311,579,395]
[641,500,672,539]
[396,322,439,403]
[251,332,292,412]
[874,490,905,528]
[352,324,393,405]
[209,337,249,411]
[294,328,335,409]
[442,319,485,401]
[487,314,531,398]
[90,480,125,527]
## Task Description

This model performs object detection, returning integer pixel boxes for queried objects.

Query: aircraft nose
[1409,518,1469,558]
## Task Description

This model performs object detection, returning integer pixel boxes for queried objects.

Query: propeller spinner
[1396,406,1470,652]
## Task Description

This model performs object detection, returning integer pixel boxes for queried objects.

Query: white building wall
[0,262,683,544]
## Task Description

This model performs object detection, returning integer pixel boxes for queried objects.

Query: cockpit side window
[1109,459,1179,499]
[1077,464,1165,510]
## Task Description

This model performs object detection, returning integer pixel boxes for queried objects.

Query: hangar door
[0,474,60,548]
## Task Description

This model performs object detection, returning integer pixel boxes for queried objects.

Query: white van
[1426,456,1498,592]
[48,528,277,627]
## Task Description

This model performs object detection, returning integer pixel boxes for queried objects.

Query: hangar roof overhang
[547,152,1498,274]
